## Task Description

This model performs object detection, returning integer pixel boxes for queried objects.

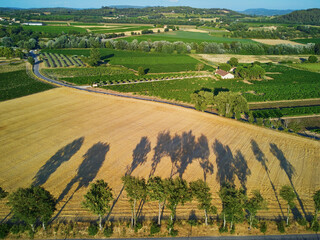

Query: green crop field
[90,26,153,34]
[252,105,320,118]
[22,25,87,34]
[123,31,255,44]
[103,64,320,103]
[290,63,320,72]
[42,49,213,73]
[292,38,320,44]
[0,67,54,102]
[42,66,133,78]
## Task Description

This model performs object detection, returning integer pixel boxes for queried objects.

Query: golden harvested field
[199,54,310,64]
[0,87,319,221]
[252,39,304,46]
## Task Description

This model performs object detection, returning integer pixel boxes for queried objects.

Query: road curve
[31,51,196,111]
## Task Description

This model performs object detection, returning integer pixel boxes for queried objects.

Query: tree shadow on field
[126,136,151,176]
[212,139,251,191]
[233,150,251,192]
[269,143,307,220]
[212,139,235,185]
[53,142,110,220]
[250,140,284,218]
[108,137,151,221]
[150,130,214,181]
[194,135,213,182]
[32,137,85,186]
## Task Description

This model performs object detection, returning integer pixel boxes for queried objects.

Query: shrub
[103,225,113,238]
[10,223,27,234]
[134,222,143,233]
[276,221,285,233]
[296,217,307,226]
[308,55,318,63]
[230,224,235,234]
[0,224,11,239]
[88,223,99,236]
[150,222,160,235]
[170,229,178,237]
[312,220,320,233]
[219,224,228,233]
[260,222,267,234]
[138,66,145,76]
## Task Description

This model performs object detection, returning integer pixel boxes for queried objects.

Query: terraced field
[0,87,319,221]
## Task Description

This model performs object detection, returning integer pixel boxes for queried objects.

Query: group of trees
[235,64,266,80]
[15,33,317,56]
[191,90,249,119]
[0,46,24,59]
[1,180,320,237]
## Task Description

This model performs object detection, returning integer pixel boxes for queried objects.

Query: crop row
[103,64,320,103]
[40,53,85,68]
[252,106,320,118]
[0,70,54,101]
[61,72,204,85]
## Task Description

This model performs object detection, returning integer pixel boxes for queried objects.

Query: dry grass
[199,54,309,64]
[0,87,319,222]
[252,39,304,46]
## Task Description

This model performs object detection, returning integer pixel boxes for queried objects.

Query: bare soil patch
[199,54,309,64]
[0,87,319,222]
[252,39,305,46]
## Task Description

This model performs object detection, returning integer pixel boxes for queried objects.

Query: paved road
[31,51,196,111]
[57,234,320,240]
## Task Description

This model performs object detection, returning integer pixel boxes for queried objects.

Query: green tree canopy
[190,179,216,225]
[219,63,232,72]
[147,177,166,225]
[312,190,320,228]
[122,175,146,228]
[308,55,318,63]
[164,177,192,233]
[82,180,114,230]
[7,186,56,231]
[229,57,239,66]
[138,66,145,76]
[28,56,35,66]
[245,190,267,230]
[219,183,246,231]
[87,48,101,66]
[280,185,296,226]
[214,91,249,118]
[190,90,214,112]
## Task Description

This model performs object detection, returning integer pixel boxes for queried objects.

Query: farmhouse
[215,69,234,79]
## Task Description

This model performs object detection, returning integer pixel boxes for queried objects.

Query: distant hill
[109,5,146,9]
[240,8,294,16]
[275,8,320,25]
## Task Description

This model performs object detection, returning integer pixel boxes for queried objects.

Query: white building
[215,69,234,79]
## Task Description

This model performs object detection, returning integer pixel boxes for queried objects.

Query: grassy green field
[123,31,255,44]
[103,64,320,103]
[22,25,87,34]
[290,63,320,72]
[0,65,54,101]
[292,38,320,44]
[42,49,213,73]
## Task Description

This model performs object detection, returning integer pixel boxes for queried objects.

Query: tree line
[1,178,319,238]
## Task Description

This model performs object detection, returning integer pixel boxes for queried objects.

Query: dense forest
[275,9,320,25]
